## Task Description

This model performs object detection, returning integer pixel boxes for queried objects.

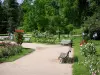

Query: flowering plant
[83,55,100,75]
[14,29,24,45]
[80,43,100,75]
[0,42,22,58]
[15,30,24,33]
[80,43,96,57]
[80,40,87,46]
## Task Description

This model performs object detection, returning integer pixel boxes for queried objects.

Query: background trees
[3,0,21,33]
[0,0,7,34]
[0,0,100,38]
[83,0,100,39]
[0,0,21,34]
[21,0,77,33]
[21,0,100,35]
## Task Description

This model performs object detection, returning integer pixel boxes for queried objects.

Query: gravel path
[0,43,73,75]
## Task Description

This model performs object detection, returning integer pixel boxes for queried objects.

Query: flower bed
[0,42,22,58]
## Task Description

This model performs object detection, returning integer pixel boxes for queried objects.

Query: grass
[73,37,90,75]
[73,37,100,75]
[0,34,8,36]
[0,48,34,63]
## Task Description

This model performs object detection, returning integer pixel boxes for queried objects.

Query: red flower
[80,40,87,46]
[80,43,83,46]
[15,30,24,32]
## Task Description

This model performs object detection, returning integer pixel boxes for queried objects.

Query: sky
[17,0,23,4]
[1,0,24,4]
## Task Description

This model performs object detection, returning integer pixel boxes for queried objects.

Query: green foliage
[14,31,24,45]
[71,28,82,35]
[73,37,90,75]
[73,37,100,75]
[83,55,100,75]
[80,42,100,75]
[66,24,74,34]
[0,0,21,33]
[21,0,81,33]
[0,42,22,58]
[83,7,100,39]
[0,48,34,62]
[80,43,96,57]
[32,31,57,44]
[0,1,7,33]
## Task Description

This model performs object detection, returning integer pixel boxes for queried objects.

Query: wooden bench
[58,50,71,63]
[60,39,72,47]
[23,34,32,42]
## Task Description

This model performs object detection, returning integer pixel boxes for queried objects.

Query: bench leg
[59,58,65,63]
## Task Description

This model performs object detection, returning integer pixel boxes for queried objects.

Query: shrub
[80,43,96,57]
[32,31,57,43]
[84,55,100,75]
[80,43,100,75]
[71,28,82,35]
[14,30,24,45]
[0,42,22,58]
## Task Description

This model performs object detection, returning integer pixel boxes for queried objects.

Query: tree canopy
[0,0,21,33]
[0,0,100,35]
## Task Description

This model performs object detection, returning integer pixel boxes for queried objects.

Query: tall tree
[21,0,100,34]
[0,0,3,33]
[0,0,3,25]
[3,0,20,33]
[0,0,7,33]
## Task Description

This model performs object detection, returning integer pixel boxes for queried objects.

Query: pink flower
[92,72,96,75]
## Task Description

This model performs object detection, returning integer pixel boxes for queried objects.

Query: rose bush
[80,43,96,57]
[80,43,100,75]
[0,42,22,58]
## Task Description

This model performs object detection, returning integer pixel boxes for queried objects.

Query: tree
[3,0,21,33]
[83,6,100,40]
[0,0,3,25]
[21,0,100,36]
[0,0,8,33]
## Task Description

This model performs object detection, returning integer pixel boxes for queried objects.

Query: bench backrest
[23,34,32,38]
[23,34,32,41]
[61,39,72,44]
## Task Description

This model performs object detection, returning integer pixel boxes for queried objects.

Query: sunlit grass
[73,37,100,75]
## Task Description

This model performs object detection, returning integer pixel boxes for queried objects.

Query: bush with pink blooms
[0,42,22,58]
[80,43,100,75]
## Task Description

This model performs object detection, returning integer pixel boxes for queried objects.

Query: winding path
[0,43,73,75]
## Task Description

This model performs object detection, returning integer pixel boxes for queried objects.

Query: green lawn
[0,34,8,36]
[0,48,34,63]
[73,37,100,75]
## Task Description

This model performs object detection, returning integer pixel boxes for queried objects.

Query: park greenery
[0,0,100,75]
[80,43,100,75]
[73,37,100,75]
[0,0,100,38]
[0,41,34,63]
[0,42,22,58]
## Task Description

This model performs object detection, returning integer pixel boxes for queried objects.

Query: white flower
[90,65,92,68]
